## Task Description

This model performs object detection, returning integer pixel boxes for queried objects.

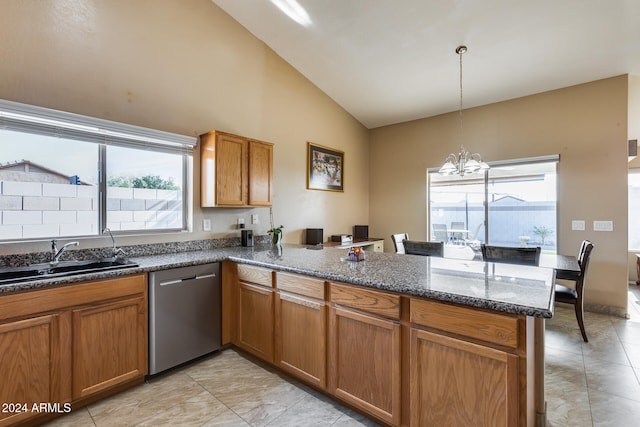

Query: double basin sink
[0,258,139,286]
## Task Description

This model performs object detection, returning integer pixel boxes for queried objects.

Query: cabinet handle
[159,273,216,286]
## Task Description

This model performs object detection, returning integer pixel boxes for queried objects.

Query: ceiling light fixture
[270,0,312,27]
[439,45,489,176]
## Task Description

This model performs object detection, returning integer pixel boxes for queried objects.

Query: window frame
[428,155,559,250]
[0,99,196,241]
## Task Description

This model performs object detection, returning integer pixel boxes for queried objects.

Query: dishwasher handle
[158,272,216,287]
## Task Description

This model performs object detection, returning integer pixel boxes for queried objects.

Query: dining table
[538,253,581,280]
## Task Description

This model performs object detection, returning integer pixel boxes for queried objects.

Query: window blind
[0,99,197,155]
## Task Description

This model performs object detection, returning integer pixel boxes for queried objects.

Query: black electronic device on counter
[241,229,254,247]
[306,228,323,245]
[354,225,368,240]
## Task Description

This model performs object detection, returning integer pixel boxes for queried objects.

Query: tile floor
[46,285,640,427]
[544,284,640,426]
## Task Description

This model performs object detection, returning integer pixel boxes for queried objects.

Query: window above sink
[0,99,197,242]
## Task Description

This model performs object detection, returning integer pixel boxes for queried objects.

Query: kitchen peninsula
[0,243,554,427]
[226,245,553,426]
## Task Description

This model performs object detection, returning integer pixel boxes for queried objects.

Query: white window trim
[0,99,197,155]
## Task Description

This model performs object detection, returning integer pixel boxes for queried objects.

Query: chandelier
[439,46,489,176]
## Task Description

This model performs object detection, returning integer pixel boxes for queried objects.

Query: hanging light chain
[457,45,466,150]
[438,45,489,177]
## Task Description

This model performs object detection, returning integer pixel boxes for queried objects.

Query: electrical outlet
[251,214,259,224]
[203,219,211,231]
[593,220,613,231]
[571,220,585,231]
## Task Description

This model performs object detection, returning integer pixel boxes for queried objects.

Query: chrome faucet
[103,228,126,258]
[50,240,79,265]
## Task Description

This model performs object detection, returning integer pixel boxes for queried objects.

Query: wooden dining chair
[391,233,408,254]
[403,240,444,257]
[481,244,541,266]
[554,240,594,342]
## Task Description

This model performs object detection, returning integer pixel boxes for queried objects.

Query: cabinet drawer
[276,272,325,300]
[330,282,400,320]
[238,264,273,287]
[410,298,520,350]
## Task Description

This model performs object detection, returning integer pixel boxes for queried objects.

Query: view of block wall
[0,181,181,240]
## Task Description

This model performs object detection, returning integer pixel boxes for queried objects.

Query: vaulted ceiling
[213,0,640,129]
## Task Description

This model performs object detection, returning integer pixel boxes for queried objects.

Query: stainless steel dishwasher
[149,262,221,375]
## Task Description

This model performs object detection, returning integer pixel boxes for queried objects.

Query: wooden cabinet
[236,265,274,362]
[225,263,536,427]
[410,298,526,427]
[248,139,273,206]
[328,283,402,426]
[410,328,519,426]
[274,272,327,389]
[72,295,147,399]
[200,130,273,207]
[0,313,68,427]
[0,274,147,426]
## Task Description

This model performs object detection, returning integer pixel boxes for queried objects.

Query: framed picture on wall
[307,142,344,192]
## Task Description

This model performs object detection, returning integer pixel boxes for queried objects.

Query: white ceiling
[212,0,640,129]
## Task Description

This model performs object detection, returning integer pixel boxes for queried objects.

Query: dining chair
[463,223,483,251]
[432,223,448,242]
[554,240,594,342]
[403,240,444,257]
[450,221,465,243]
[481,244,541,266]
[391,233,408,254]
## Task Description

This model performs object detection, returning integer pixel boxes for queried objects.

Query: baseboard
[584,302,628,319]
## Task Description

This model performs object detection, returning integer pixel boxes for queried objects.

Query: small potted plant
[267,225,283,245]
[267,207,283,245]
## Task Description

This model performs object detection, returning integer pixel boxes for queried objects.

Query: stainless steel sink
[0,258,139,285]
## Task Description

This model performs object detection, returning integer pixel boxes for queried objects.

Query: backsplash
[0,235,271,267]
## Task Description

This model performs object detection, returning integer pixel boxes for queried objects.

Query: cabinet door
[0,313,67,427]
[329,306,401,426]
[216,133,248,206]
[248,139,273,206]
[275,292,326,389]
[72,296,147,399]
[410,328,519,427]
[237,282,274,363]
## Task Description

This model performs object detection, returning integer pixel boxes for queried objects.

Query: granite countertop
[0,244,555,318]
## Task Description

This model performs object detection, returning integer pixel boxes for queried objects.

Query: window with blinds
[0,99,197,241]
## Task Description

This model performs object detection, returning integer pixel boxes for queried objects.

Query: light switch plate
[203,219,211,231]
[593,220,613,232]
[571,220,585,231]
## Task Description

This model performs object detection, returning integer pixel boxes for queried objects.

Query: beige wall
[629,74,640,283]
[0,0,369,254]
[370,76,630,312]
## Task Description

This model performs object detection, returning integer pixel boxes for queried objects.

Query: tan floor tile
[199,409,251,426]
[134,390,229,427]
[88,372,209,426]
[545,346,592,427]
[332,409,384,427]
[264,393,344,426]
[583,359,640,402]
[44,407,95,427]
[589,389,640,426]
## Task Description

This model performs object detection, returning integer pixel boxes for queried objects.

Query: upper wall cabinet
[200,130,273,207]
